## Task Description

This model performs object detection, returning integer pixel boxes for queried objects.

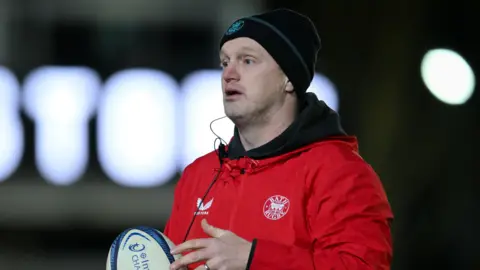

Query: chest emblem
[263,195,290,220]
[195,198,214,215]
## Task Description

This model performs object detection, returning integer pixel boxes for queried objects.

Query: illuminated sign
[0,66,339,187]
[0,67,24,182]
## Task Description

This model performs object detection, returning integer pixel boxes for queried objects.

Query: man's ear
[285,80,294,93]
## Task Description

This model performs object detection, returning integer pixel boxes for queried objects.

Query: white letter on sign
[97,69,179,187]
[23,66,101,185]
[0,67,24,182]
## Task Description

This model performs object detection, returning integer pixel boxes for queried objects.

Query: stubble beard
[224,102,246,126]
[224,101,271,129]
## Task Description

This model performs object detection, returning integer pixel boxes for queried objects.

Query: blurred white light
[97,69,179,188]
[5,66,340,187]
[308,73,340,111]
[421,48,476,105]
[23,66,101,185]
[180,70,234,169]
[0,67,24,182]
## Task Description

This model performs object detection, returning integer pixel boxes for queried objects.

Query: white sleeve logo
[197,198,214,211]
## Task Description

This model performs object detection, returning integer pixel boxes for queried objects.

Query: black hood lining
[227,93,347,160]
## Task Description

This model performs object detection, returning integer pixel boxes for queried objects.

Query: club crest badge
[263,195,290,220]
[225,20,244,35]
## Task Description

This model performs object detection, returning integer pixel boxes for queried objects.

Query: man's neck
[237,102,297,151]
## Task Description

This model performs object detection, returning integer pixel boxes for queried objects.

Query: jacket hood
[227,92,348,160]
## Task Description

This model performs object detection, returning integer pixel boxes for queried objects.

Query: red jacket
[164,94,393,269]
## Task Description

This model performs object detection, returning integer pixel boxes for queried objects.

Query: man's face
[219,37,289,125]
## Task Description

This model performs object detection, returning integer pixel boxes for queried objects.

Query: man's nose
[222,63,240,82]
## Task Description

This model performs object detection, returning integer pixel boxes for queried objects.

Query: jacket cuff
[246,239,257,269]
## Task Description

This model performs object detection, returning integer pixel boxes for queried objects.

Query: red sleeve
[163,185,180,241]
[248,161,393,270]
[163,165,191,243]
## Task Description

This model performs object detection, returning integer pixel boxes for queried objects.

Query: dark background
[0,0,478,269]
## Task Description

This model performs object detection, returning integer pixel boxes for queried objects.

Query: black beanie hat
[219,8,321,96]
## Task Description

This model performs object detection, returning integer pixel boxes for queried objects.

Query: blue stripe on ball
[110,229,130,270]
[135,226,176,264]
[121,232,151,250]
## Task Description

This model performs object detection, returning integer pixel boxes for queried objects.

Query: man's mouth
[225,89,242,96]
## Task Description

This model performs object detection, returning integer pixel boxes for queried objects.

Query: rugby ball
[106,226,181,270]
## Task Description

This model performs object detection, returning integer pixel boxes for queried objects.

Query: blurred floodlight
[421,48,476,105]
[97,69,179,188]
[308,73,340,111]
[23,66,101,186]
[0,67,24,182]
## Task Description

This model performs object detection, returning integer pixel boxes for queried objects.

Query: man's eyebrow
[237,46,259,55]
[220,46,259,57]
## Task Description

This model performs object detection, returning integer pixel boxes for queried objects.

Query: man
[165,8,393,270]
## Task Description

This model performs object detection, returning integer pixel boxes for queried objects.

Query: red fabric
[164,136,393,270]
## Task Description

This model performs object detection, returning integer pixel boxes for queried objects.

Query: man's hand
[169,219,252,270]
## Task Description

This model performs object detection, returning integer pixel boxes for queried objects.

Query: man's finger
[194,257,221,270]
[201,219,227,238]
[169,249,210,270]
[170,238,212,255]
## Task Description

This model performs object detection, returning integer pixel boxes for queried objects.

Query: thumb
[201,219,226,238]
